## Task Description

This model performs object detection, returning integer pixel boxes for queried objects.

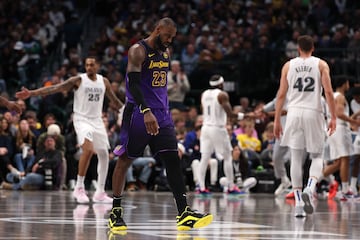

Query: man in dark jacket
[2,135,62,190]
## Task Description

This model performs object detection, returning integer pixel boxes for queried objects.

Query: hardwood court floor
[0,190,359,240]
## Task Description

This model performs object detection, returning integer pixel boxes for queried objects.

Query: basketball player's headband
[209,76,224,86]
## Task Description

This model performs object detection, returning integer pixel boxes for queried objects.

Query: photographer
[2,135,62,190]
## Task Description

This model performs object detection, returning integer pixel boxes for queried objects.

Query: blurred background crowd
[0,0,359,192]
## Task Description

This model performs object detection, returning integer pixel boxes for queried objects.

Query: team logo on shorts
[113,145,123,156]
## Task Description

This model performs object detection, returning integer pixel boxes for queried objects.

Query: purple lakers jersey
[125,40,170,109]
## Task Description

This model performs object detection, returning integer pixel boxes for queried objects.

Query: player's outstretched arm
[16,76,81,99]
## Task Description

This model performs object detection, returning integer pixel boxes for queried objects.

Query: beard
[155,35,168,52]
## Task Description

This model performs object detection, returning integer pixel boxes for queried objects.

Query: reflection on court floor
[0,190,358,239]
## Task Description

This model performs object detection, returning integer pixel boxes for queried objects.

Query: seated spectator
[2,135,62,190]
[37,123,65,156]
[126,145,155,191]
[236,118,262,169]
[260,121,276,169]
[219,145,257,193]
[184,125,219,191]
[36,123,66,188]
[11,119,37,180]
[0,116,15,184]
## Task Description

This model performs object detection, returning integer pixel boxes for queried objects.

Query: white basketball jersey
[286,56,322,112]
[201,88,227,126]
[334,91,350,128]
[74,73,106,118]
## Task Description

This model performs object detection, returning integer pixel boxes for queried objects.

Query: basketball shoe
[294,205,306,218]
[73,187,90,203]
[328,180,339,200]
[196,188,212,195]
[93,191,113,203]
[176,206,213,231]
[301,187,314,214]
[108,207,127,231]
[274,177,291,195]
[227,186,245,195]
[286,191,295,199]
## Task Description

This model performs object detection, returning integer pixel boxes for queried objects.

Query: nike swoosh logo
[148,53,155,57]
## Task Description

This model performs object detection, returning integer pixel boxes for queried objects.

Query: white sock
[350,177,358,192]
[342,182,349,193]
[329,174,335,184]
[76,175,85,189]
[294,188,303,206]
[306,177,318,193]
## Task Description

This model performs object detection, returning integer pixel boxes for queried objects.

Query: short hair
[297,35,314,52]
[156,17,176,29]
[85,56,100,64]
[333,76,349,89]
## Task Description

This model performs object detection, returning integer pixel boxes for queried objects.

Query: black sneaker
[108,207,127,231]
[176,206,213,231]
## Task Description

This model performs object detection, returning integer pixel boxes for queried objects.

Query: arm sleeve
[128,72,148,110]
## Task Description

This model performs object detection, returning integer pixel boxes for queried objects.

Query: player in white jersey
[323,77,360,200]
[198,74,251,194]
[274,35,336,218]
[16,57,123,203]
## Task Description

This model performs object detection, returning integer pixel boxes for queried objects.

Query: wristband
[237,112,245,120]
[140,107,151,114]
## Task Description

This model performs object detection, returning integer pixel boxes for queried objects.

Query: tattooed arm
[16,76,81,100]
[0,96,22,113]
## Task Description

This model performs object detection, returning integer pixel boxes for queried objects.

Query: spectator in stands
[40,113,58,134]
[167,60,191,111]
[3,110,18,137]
[260,121,276,169]
[22,27,43,88]
[36,123,67,189]
[125,145,155,191]
[63,13,82,55]
[12,41,29,87]
[236,118,262,170]
[219,145,257,193]
[11,119,37,181]
[184,124,219,192]
[285,30,300,59]
[181,43,199,75]
[0,116,15,184]
[37,124,65,157]
[2,135,62,190]
[24,110,42,138]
